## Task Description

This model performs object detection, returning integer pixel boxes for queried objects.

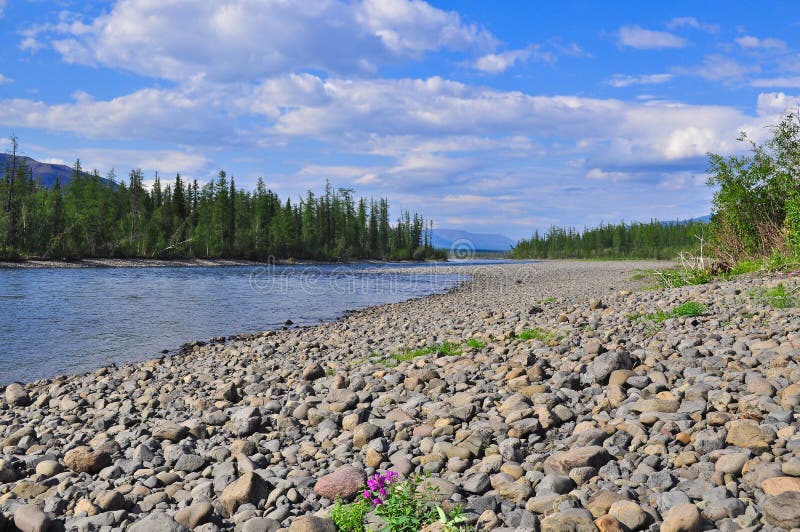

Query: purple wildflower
[363,470,400,507]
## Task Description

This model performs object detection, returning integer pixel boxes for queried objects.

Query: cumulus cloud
[36,0,495,82]
[735,35,786,49]
[608,73,673,88]
[0,86,239,145]
[472,45,553,74]
[2,74,769,172]
[618,26,687,49]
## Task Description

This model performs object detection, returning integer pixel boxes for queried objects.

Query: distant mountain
[660,215,711,226]
[0,154,114,187]
[431,229,515,251]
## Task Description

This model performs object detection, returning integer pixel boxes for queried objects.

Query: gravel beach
[2,260,800,532]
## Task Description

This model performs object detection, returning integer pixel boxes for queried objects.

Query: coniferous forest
[510,219,708,260]
[0,139,441,261]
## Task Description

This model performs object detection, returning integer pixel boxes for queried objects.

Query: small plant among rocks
[392,342,463,364]
[466,338,486,349]
[752,282,799,308]
[517,327,557,342]
[331,472,463,532]
[330,498,369,532]
[629,301,707,323]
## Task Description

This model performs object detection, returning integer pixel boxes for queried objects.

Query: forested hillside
[511,219,707,259]
[0,141,440,261]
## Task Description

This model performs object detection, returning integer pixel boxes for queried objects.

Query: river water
[0,260,515,384]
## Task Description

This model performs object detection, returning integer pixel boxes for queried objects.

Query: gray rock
[14,504,50,532]
[763,492,800,529]
[128,512,189,532]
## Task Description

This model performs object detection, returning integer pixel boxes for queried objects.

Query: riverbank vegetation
[0,139,442,261]
[509,219,707,260]
[513,110,800,275]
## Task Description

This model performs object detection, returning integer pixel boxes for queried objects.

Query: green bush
[707,111,800,267]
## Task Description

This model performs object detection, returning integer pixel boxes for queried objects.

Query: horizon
[0,1,797,239]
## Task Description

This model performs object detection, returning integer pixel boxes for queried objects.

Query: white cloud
[0,86,240,144]
[608,73,673,88]
[618,25,687,49]
[751,76,800,88]
[355,0,496,54]
[675,54,756,82]
[2,74,765,170]
[36,0,496,82]
[472,45,553,74]
[735,35,786,49]
[666,17,719,33]
[0,73,12,85]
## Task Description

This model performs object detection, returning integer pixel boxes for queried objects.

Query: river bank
[0,257,508,269]
[1,260,799,531]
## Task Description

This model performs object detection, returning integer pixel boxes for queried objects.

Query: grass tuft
[517,328,558,343]
[466,338,486,349]
[752,282,799,308]
[391,341,463,364]
[630,301,707,323]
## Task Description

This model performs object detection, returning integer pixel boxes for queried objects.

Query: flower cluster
[363,471,399,506]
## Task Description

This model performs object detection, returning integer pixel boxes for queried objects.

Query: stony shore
[2,260,800,532]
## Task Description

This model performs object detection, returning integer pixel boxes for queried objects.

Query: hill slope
[0,154,113,187]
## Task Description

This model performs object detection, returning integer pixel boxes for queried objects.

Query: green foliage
[651,267,712,289]
[466,338,486,349]
[726,260,763,276]
[0,141,441,261]
[706,111,800,266]
[330,498,368,532]
[517,328,557,342]
[373,475,459,532]
[436,505,466,532]
[752,283,799,308]
[630,301,707,323]
[392,342,463,364]
[542,297,557,303]
[511,219,707,260]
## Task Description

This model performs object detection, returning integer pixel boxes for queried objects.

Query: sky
[0,1,799,239]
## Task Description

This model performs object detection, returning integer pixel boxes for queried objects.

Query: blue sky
[0,0,798,239]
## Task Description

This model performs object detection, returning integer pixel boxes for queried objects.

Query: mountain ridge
[0,153,113,187]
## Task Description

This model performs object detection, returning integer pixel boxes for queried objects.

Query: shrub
[330,498,368,532]
[330,472,464,532]
[707,111,800,267]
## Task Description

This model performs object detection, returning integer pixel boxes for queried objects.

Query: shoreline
[0,257,447,269]
[2,260,798,531]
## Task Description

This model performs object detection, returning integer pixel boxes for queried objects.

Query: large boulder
[220,472,272,516]
[313,466,367,501]
[64,446,112,474]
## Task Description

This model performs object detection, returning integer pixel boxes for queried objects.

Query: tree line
[510,220,708,260]
[0,139,442,261]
